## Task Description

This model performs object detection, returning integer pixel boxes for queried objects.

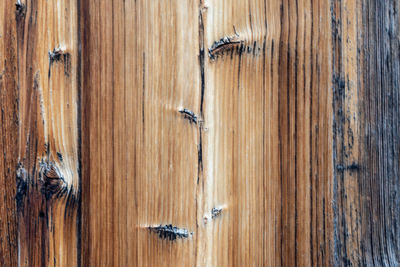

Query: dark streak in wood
[335,163,359,172]
[79,0,91,264]
[16,163,28,210]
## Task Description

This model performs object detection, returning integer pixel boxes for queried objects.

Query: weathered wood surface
[332,0,400,265]
[1,0,80,266]
[0,0,19,265]
[81,0,333,265]
[0,0,399,266]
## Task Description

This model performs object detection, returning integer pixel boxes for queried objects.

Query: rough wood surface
[1,0,80,266]
[0,0,399,266]
[332,0,400,265]
[0,0,19,265]
[81,0,200,265]
[81,0,333,266]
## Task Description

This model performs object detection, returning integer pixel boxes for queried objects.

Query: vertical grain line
[294,0,299,265]
[76,0,82,265]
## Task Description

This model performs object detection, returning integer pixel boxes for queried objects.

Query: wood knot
[15,0,26,18]
[48,46,71,77]
[203,206,224,224]
[211,207,222,219]
[39,162,68,200]
[179,108,198,124]
[49,46,68,63]
[336,163,360,172]
[208,35,243,60]
[148,224,192,241]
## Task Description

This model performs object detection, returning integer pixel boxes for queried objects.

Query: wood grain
[81,0,333,266]
[332,0,400,265]
[1,0,80,266]
[199,0,333,265]
[0,0,399,266]
[0,0,19,265]
[81,0,200,266]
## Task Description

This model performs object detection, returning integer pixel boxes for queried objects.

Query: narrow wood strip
[0,0,19,265]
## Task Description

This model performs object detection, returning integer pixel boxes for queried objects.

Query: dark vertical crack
[199,11,205,115]
[195,3,206,264]
[197,6,205,179]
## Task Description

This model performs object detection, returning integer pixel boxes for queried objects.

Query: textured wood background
[0,0,399,266]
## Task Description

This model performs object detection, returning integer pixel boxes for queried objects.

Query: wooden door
[1,0,399,266]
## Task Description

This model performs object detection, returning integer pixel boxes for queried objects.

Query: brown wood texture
[0,0,19,265]
[0,0,399,266]
[1,0,80,266]
[81,0,333,265]
[332,0,400,265]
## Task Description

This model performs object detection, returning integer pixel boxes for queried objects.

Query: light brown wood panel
[82,0,334,266]
[81,0,201,266]
[200,0,333,265]
[199,1,269,266]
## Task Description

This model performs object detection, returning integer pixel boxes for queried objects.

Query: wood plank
[0,0,19,265]
[199,0,333,265]
[4,0,80,266]
[81,0,201,266]
[81,0,334,265]
[332,0,400,265]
